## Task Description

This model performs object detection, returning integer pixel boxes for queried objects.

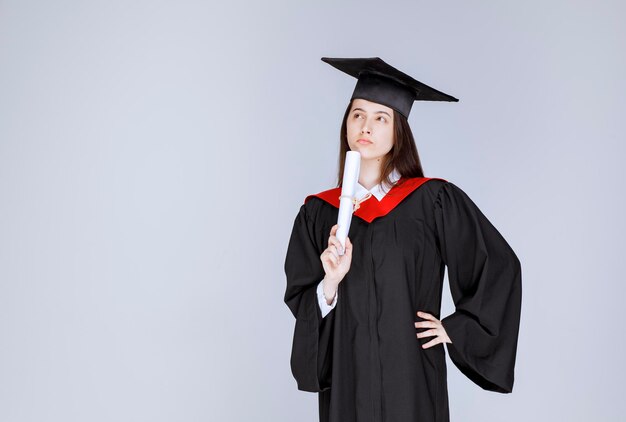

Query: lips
[357,138,373,145]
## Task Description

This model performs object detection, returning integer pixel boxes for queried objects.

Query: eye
[377,116,387,123]
[353,113,362,119]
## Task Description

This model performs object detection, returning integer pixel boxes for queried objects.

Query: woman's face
[346,98,394,161]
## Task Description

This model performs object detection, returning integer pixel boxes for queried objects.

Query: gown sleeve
[434,182,522,393]
[284,202,335,392]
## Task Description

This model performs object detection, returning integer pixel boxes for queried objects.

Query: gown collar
[354,168,401,201]
[304,170,447,223]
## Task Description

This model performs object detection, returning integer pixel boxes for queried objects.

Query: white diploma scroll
[336,151,361,256]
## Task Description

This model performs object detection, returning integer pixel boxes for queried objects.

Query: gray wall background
[1,1,624,421]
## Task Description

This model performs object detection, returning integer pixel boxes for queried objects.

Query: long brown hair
[336,99,424,192]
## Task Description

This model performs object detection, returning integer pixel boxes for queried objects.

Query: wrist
[323,275,340,287]
[322,277,338,305]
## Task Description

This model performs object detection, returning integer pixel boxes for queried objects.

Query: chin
[350,144,369,153]
[357,152,378,161]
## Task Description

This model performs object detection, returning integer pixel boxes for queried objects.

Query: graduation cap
[321,57,458,118]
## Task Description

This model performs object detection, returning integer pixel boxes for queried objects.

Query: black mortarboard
[321,57,458,118]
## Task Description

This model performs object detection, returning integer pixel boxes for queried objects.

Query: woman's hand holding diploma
[320,224,353,304]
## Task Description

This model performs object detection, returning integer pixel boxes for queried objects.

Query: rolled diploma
[336,151,361,256]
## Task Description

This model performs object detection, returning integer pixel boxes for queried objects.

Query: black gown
[283,177,522,422]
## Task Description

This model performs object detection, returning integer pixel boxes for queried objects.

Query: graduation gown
[284,177,522,422]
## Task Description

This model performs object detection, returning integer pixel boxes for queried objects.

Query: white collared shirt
[317,168,402,317]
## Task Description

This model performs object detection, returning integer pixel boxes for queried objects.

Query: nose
[360,123,371,135]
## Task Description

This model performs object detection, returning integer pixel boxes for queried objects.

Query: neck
[358,158,383,190]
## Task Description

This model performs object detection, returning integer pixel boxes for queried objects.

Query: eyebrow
[351,107,391,117]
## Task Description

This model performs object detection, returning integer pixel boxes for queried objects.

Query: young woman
[284,57,522,422]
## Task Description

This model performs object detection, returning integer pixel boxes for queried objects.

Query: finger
[330,224,338,236]
[344,237,353,256]
[328,236,344,252]
[417,311,437,321]
[320,251,329,265]
[328,234,341,245]
[421,337,442,349]
[326,247,339,262]
[321,250,338,266]
[422,337,441,349]
[325,242,339,256]
[339,238,352,258]
[416,329,438,338]
[414,321,438,329]
[330,240,346,256]
[326,250,338,266]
